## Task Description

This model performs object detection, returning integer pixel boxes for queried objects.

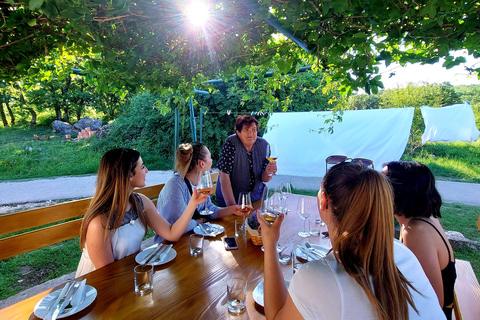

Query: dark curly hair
[383,161,442,218]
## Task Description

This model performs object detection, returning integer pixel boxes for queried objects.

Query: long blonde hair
[323,162,417,320]
[79,148,148,249]
[175,142,208,178]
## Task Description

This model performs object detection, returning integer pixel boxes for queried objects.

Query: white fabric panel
[262,108,414,177]
[421,102,480,144]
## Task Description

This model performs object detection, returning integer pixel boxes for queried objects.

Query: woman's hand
[265,161,277,175]
[258,212,285,250]
[231,205,244,217]
[190,187,210,207]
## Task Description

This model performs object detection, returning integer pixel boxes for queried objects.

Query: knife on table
[51,281,81,320]
[298,245,319,261]
[200,223,216,236]
[141,244,164,265]
[43,281,74,320]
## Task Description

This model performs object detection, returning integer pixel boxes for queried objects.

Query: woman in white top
[258,162,445,320]
[76,148,208,277]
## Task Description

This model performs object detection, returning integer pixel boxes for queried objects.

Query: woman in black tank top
[383,161,456,320]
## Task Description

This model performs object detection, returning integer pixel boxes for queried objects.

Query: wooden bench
[0,172,218,261]
[453,259,480,320]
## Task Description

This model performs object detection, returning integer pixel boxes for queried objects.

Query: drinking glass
[260,187,281,225]
[281,183,291,212]
[134,264,153,295]
[266,143,278,176]
[227,277,247,314]
[190,234,204,256]
[238,192,252,234]
[278,242,293,264]
[196,170,213,215]
[297,197,311,237]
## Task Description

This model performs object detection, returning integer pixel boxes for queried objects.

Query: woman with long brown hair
[259,162,445,319]
[76,148,208,277]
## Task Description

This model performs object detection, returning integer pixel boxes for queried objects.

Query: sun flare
[186,1,210,27]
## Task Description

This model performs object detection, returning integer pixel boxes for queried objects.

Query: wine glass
[266,143,278,176]
[238,192,252,234]
[196,170,213,215]
[281,182,291,212]
[297,197,311,237]
[259,187,279,225]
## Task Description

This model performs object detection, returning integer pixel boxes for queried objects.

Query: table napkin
[70,279,87,313]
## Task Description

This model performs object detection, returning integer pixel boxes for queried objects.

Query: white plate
[295,244,330,261]
[34,284,97,319]
[135,246,177,265]
[253,280,290,307]
[193,223,225,237]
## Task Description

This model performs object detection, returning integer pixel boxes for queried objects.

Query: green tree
[2,0,479,97]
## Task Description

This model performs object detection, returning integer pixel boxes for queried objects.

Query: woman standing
[155,142,242,243]
[216,115,277,207]
[76,148,208,277]
[259,162,445,320]
[383,161,456,320]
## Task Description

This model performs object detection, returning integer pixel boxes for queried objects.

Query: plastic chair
[325,155,374,172]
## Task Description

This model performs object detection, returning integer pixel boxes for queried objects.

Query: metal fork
[304,242,325,259]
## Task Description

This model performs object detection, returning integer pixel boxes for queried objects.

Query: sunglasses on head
[325,155,374,171]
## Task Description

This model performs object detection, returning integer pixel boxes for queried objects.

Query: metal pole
[189,97,197,142]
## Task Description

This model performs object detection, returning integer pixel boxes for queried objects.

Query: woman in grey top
[155,142,242,243]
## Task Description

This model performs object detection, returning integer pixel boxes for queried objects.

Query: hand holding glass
[196,170,213,215]
[238,192,252,235]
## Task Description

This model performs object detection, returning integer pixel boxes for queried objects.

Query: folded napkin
[159,244,173,262]
[70,279,87,312]
[43,282,73,319]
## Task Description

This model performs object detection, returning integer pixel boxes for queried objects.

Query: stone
[96,124,112,139]
[52,120,77,134]
[446,231,480,251]
[73,116,102,131]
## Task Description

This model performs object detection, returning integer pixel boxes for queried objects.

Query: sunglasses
[325,155,374,172]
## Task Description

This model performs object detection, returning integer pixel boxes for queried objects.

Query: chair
[325,155,374,172]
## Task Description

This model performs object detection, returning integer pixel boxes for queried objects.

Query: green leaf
[426,5,436,18]
[27,19,37,27]
[29,0,44,10]
[331,0,348,14]
[6,0,14,5]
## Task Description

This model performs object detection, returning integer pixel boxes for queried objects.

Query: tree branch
[0,34,34,49]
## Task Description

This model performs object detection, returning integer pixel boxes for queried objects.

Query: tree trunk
[0,103,9,127]
[6,101,15,126]
[19,93,36,125]
[61,75,71,122]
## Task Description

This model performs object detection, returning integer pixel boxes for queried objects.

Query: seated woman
[154,142,242,243]
[383,161,456,320]
[258,162,445,320]
[76,148,208,277]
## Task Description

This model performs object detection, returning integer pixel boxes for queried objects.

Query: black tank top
[407,218,457,320]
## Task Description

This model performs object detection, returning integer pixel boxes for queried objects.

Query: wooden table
[1,194,331,320]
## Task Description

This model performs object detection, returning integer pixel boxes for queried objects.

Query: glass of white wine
[266,143,278,176]
[238,192,252,233]
[196,170,213,215]
[260,187,280,224]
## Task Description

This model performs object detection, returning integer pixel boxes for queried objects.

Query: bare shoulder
[402,220,435,245]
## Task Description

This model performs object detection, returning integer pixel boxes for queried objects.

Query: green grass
[0,126,101,180]
[405,140,480,183]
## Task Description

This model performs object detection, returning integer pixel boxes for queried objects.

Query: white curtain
[421,102,480,144]
[262,108,415,177]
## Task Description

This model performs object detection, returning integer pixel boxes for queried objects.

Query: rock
[52,120,78,134]
[96,125,112,139]
[73,117,102,131]
[446,231,480,251]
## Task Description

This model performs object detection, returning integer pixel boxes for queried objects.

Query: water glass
[190,234,204,256]
[134,264,153,295]
[227,277,247,314]
[309,219,321,236]
[235,218,246,237]
[278,242,293,264]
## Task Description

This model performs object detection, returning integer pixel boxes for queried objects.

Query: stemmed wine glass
[196,170,213,215]
[297,196,311,237]
[281,182,291,212]
[238,192,252,234]
[266,143,278,176]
